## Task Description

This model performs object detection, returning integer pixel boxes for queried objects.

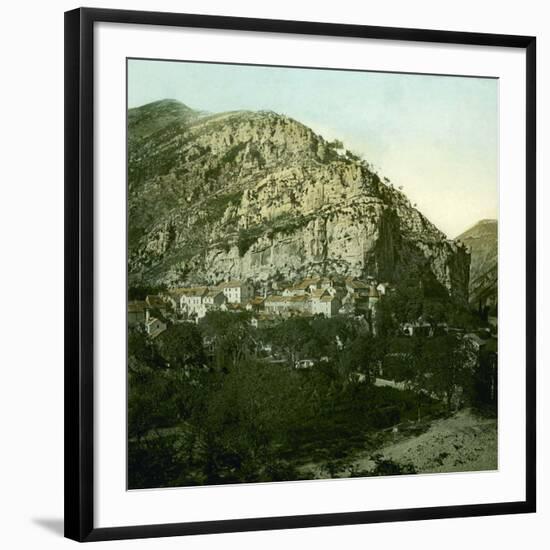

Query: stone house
[282,286,298,297]
[283,277,337,298]
[218,280,254,304]
[287,278,313,296]
[286,277,324,296]
[264,295,288,315]
[181,287,208,318]
[311,294,341,318]
[344,277,370,296]
[286,295,309,314]
[145,317,167,339]
[203,289,227,308]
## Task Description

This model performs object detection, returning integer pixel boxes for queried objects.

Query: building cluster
[341,277,389,312]
[167,276,388,321]
[166,280,255,320]
[127,276,391,335]
[264,277,340,318]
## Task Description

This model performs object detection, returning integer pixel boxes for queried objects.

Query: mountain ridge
[128,100,470,301]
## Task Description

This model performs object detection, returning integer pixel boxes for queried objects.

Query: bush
[237,225,263,256]
[369,453,417,476]
[220,141,248,164]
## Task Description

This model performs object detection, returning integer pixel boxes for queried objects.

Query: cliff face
[128,99,470,301]
[456,220,497,306]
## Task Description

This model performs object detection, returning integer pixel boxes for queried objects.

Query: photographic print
[127,59,498,490]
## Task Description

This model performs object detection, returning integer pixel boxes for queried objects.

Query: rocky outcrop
[128,99,470,301]
[456,219,497,307]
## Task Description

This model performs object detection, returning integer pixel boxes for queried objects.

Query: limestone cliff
[456,219,497,307]
[128,99,470,301]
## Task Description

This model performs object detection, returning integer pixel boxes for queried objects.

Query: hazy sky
[128,59,498,238]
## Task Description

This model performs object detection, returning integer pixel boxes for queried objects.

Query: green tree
[385,271,424,324]
[271,317,314,365]
[156,322,206,369]
[309,316,361,359]
[425,334,477,412]
[128,327,164,371]
[346,332,383,383]
[199,311,255,369]
[197,360,304,483]
[128,365,180,440]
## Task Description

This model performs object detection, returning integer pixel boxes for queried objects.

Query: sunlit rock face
[128,99,470,301]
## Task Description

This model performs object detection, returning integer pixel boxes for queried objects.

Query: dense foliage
[128,300,495,488]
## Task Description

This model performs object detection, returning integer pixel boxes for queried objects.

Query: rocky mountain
[456,220,497,307]
[128,99,470,301]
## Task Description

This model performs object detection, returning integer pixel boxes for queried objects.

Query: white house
[181,287,208,318]
[145,317,167,339]
[310,290,341,318]
[218,280,254,304]
[283,277,336,298]
[286,295,309,314]
[264,295,288,315]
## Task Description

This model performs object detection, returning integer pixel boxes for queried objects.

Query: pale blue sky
[128,59,498,238]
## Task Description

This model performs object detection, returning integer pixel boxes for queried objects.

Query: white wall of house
[223,282,254,304]
[145,318,167,337]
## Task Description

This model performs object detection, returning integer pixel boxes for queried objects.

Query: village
[127,275,498,345]
[128,276,389,337]
[127,273,499,488]
[128,273,497,392]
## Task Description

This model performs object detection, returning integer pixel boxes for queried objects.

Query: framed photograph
[65,7,536,542]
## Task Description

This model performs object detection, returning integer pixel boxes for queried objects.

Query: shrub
[220,141,248,164]
[237,225,263,256]
[369,453,417,476]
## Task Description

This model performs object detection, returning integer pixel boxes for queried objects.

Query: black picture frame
[65,7,537,543]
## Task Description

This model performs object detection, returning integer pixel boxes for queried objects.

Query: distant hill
[127,99,470,301]
[456,220,497,308]
[128,99,198,139]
